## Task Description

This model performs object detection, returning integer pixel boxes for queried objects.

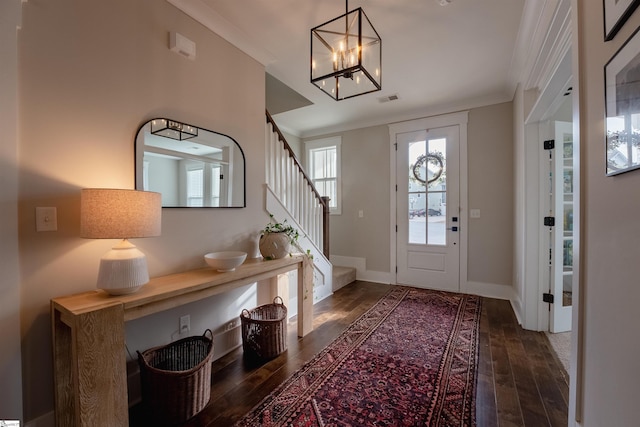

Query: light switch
[36,207,58,231]
[470,209,481,219]
[358,210,364,218]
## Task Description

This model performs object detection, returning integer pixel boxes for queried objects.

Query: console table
[51,255,313,427]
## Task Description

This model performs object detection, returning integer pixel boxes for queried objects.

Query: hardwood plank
[129,282,569,427]
[485,299,525,427]
[502,321,552,426]
[475,305,498,427]
[518,330,569,426]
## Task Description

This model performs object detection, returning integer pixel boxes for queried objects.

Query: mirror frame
[135,118,246,208]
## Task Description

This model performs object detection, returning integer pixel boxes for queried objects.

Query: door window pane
[562,132,573,306]
[409,193,426,244]
[428,192,446,245]
[408,138,447,246]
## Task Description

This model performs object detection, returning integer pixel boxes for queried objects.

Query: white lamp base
[97,239,150,295]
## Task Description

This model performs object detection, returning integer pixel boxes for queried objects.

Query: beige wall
[314,103,514,287]
[575,2,640,425]
[281,129,303,160]
[467,102,514,286]
[17,0,266,422]
[325,125,391,272]
[0,0,23,422]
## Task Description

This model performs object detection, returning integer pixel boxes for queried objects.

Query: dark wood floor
[130,281,569,426]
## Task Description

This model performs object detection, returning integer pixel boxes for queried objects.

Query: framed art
[604,0,640,41]
[605,26,640,175]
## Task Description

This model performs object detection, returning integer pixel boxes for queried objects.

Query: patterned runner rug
[235,286,482,427]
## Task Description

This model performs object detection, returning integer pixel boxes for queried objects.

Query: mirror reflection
[135,119,246,207]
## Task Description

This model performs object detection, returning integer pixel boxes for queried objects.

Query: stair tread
[332,266,356,291]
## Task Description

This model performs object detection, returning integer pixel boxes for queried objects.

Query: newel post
[322,196,330,258]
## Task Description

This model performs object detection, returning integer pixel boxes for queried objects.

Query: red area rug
[235,286,482,427]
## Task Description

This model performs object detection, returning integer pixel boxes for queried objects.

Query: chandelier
[310,0,382,101]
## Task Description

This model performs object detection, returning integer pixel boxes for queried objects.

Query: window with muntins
[306,136,341,214]
[185,162,223,207]
[187,167,204,207]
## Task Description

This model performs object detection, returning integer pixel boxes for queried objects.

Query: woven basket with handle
[137,329,214,425]
[241,296,288,359]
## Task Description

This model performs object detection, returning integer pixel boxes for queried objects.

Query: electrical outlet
[179,315,190,333]
[226,319,239,331]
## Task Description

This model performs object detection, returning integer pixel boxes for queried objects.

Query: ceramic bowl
[204,251,247,272]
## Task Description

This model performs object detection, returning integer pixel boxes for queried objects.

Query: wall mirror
[135,119,246,207]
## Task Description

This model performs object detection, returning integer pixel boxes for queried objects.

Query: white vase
[259,232,291,260]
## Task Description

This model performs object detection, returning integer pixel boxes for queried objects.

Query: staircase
[265,112,333,303]
[333,266,356,291]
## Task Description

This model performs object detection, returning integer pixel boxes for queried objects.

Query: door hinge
[394,143,398,151]
[395,225,398,232]
[543,139,555,150]
[543,292,554,304]
[544,216,555,227]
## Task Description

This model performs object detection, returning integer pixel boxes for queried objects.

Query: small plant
[261,214,299,244]
[259,215,314,262]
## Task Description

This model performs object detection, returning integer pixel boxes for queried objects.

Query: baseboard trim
[25,411,54,427]
[510,294,524,325]
[357,270,392,284]
[330,255,365,273]
[329,255,392,284]
[465,280,514,300]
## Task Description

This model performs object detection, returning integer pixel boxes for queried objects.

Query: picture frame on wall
[604,0,640,41]
[605,26,640,175]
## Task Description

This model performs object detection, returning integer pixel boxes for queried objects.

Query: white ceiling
[169,0,526,137]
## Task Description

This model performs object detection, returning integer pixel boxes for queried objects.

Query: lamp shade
[81,188,161,239]
[81,188,161,295]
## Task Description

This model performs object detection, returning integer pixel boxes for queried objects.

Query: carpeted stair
[332,266,356,291]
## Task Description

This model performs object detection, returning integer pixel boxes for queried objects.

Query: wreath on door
[412,152,444,184]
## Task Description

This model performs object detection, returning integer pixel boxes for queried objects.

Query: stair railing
[265,111,329,257]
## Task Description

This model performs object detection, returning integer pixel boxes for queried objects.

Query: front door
[396,125,460,292]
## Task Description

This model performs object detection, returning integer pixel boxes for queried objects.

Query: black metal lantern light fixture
[150,119,198,141]
[310,0,382,101]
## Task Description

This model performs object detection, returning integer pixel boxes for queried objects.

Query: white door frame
[525,46,573,332]
[389,112,469,291]
[396,125,461,291]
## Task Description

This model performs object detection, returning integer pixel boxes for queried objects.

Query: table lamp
[81,188,162,295]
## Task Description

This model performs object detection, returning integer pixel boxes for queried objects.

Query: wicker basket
[241,296,288,359]
[137,329,214,426]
